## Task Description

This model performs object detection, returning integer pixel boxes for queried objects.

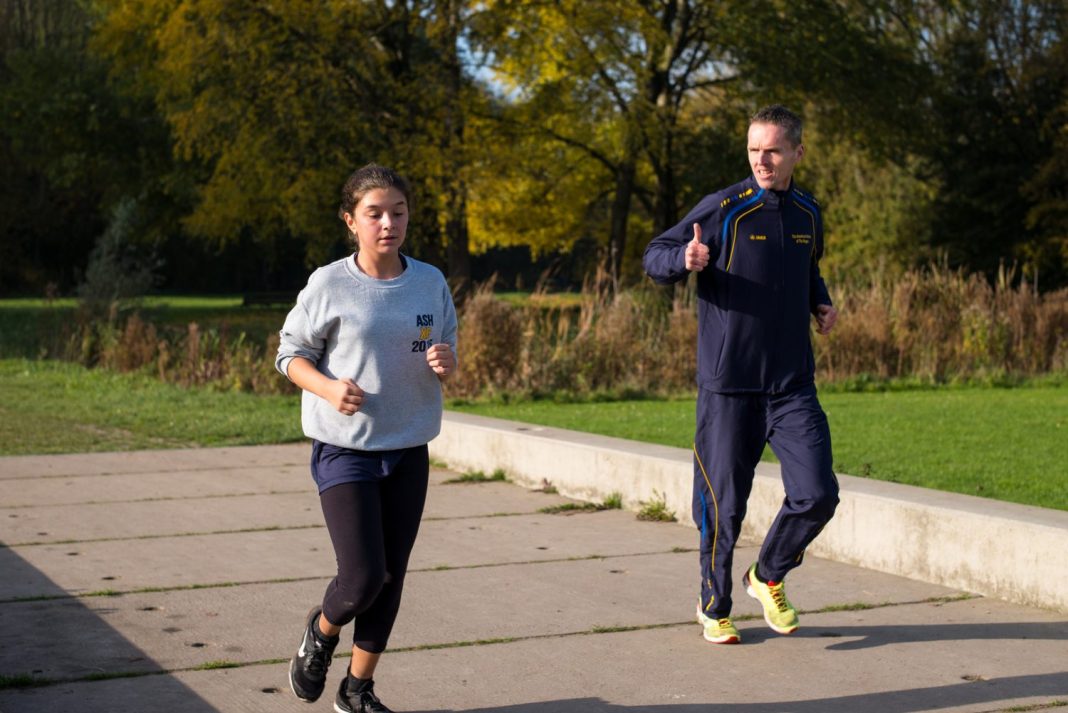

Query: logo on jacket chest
[412,314,434,352]
[744,233,812,245]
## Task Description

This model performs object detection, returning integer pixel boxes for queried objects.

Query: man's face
[747,122,804,191]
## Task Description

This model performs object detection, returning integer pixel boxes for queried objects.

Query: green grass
[0,359,302,454]
[192,660,241,671]
[448,385,1068,511]
[538,502,604,514]
[493,291,584,309]
[442,468,509,484]
[636,490,677,522]
[2,352,1064,511]
[0,673,49,690]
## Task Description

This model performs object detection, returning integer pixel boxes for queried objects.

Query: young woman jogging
[276,164,457,712]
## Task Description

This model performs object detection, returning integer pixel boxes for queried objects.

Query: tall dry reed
[450,264,1067,399]
[819,265,1068,383]
[66,314,292,395]
[448,266,698,399]
[58,263,1067,399]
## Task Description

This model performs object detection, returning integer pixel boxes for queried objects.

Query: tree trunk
[609,161,636,286]
[653,128,679,236]
[440,0,471,299]
[445,188,471,297]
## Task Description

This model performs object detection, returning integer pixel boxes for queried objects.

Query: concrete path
[0,445,1065,713]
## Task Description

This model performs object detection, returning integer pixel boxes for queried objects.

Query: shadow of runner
[0,546,220,712]
[797,621,1068,651]
[414,671,1068,712]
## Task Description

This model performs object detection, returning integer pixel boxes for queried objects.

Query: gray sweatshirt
[275,254,458,451]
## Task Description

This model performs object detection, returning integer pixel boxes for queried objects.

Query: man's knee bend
[813,486,839,520]
[793,480,837,520]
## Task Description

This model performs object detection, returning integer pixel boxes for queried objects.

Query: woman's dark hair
[338,164,412,226]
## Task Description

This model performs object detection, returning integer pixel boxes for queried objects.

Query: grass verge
[448,385,1068,511]
[0,359,302,454]
[2,357,1064,511]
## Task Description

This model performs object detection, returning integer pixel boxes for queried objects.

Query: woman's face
[343,186,409,258]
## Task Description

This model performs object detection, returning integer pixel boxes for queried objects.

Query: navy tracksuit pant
[693,383,838,618]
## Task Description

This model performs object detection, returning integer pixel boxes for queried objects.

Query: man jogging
[642,104,839,645]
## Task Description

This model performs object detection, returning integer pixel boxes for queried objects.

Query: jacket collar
[744,174,795,207]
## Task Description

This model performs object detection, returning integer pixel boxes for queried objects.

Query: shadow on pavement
[797,620,1068,651]
[418,671,1068,712]
[0,546,220,712]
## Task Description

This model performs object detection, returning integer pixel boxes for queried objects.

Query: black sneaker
[288,606,339,702]
[334,673,394,713]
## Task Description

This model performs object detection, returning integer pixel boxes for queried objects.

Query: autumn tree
[468,0,934,283]
[780,0,1067,285]
[0,0,173,294]
[1024,62,1068,285]
[911,0,1068,284]
[93,0,484,285]
[469,0,734,282]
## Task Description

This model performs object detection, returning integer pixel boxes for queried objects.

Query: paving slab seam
[0,523,327,548]
[0,548,701,604]
[0,593,980,694]
[0,462,307,481]
[1,508,614,548]
[0,576,325,605]
[969,703,1068,713]
[413,548,699,572]
[0,489,308,509]
[991,704,1068,712]
[421,510,532,521]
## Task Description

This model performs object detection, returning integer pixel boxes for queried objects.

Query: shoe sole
[744,581,798,635]
[696,607,741,644]
[289,656,317,702]
[289,607,325,703]
[702,631,741,644]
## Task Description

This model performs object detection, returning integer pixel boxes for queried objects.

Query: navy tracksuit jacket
[643,175,839,618]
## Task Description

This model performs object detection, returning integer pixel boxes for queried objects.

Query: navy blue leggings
[318,445,429,653]
[693,384,839,618]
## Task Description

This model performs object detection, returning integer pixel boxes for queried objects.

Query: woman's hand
[426,343,455,378]
[324,377,365,415]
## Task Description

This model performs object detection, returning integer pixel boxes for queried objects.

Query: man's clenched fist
[685,223,710,272]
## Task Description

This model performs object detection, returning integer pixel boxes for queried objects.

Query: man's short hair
[751,105,803,147]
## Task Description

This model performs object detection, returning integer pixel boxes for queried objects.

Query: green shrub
[636,490,676,522]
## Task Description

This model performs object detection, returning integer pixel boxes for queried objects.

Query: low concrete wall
[431,411,1068,612]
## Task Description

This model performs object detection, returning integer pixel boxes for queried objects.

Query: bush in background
[7,262,1065,399]
[77,198,160,320]
[820,265,1068,384]
[62,315,291,395]
[448,265,696,399]
[450,263,1067,399]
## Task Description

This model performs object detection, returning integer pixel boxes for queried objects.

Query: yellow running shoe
[743,563,799,634]
[696,603,741,644]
